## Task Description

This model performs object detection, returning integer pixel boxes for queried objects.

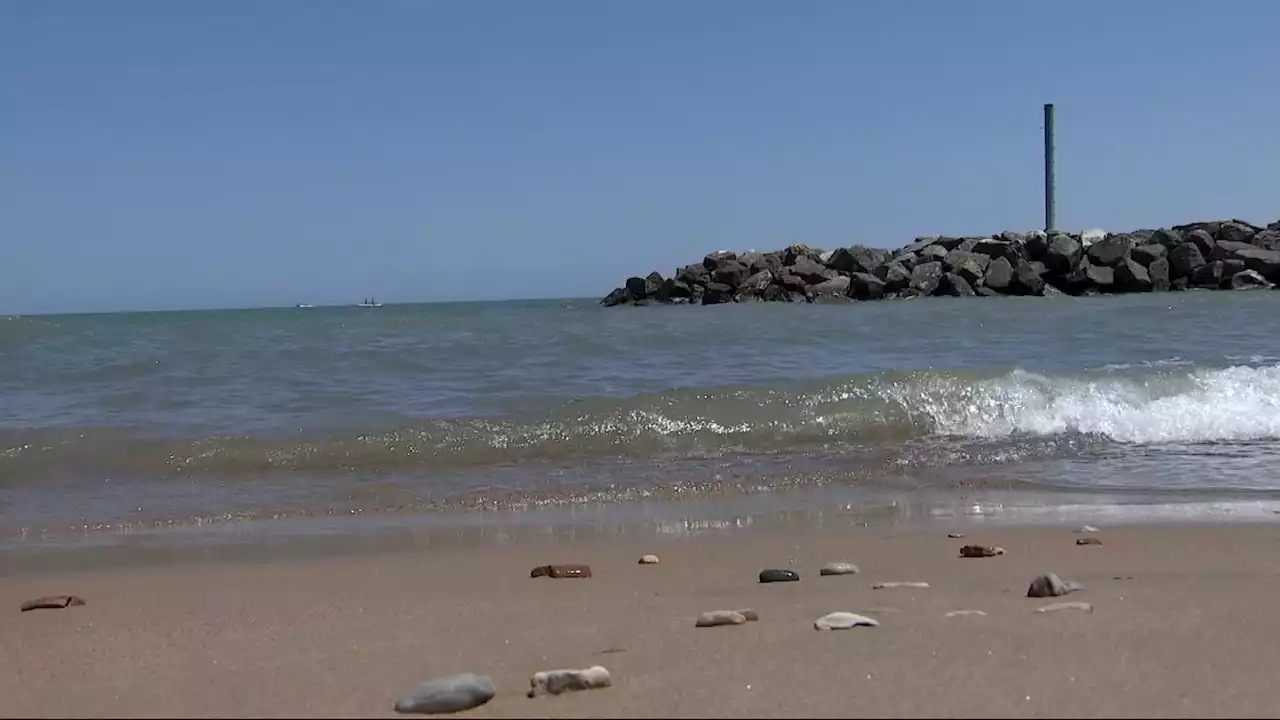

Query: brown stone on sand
[20,595,86,612]
[959,545,1005,558]
[1076,537,1102,546]
[530,564,592,579]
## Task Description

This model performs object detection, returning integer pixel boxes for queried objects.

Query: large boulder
[1086,235,1133,267]
[945,250,991,286]
[702,251,737,271]
[1232,247,1280,280]
[1045,234,1083,274]
[601,287,630,307]
[828,246,890,275]
[1148,258,1171,292]
[809,276,851,300]
[909,261,944,295]
[1114,258,1152,292]
[676,264,711,287]
[983,256,1014,291]
[919,244,949,262]
[1231,269,1274,290]
[739,251,782,276]
[625,276,655,299]
[1151,228,1183,249]
[1191,261,1224,288]
[739,270,773,296]
[938,272,976,297]
[1012,260,1046,295]
[1216,220,1258,245]
[1252,229,1280,250]
[783,244,824,266]
[712,261,750,288]
[1084,263,1115,290]
[1185,229,1217,260]
[973,238,1020,261]
[701,282,734,304]
[848,272,887,300]
[1130,244,1167,267]
[1023,231,1050,261]
[788,256,835,284]
[874,262,912,292]
[1168,243,1206,279]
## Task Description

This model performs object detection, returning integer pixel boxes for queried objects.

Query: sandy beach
[4,522,1280,718]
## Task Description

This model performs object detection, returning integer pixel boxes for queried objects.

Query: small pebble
[638,554,660,565]
[873,581,929,589]
[945,610,987,617]
[528,666,612,697]
[959,545,1005,558]
[1076,525,1099,533]
[1036,601,1094,614]
[759,569,800,583]
[530,564,592,579]
[1076,537,1102,546]
[814,612,879,630]
[19,595,86,612]
[695,610,747,628]
[394,673,496,715]
[819,562,860,576]
[948,532,966,539]
[1026,573,1084,598]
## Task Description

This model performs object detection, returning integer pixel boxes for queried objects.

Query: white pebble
[872,581,929,589]
[814,612,879,630]
[527,666,612,697]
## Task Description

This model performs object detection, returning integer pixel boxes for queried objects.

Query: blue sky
[2,1,1277,314]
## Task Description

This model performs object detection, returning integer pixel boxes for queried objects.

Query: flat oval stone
[959,545,1005,558]
[1076,537,1102,546]
[394,673,496,715]
[638,554,660,564]
[819,562,860,576]
[695,610,747,627]
[872,581,929,589]
[20,595,86,612]
[530,564,592,579]
[814,612,879,630]
[527,666,612,697]
[759,568,800,583]
[1036,601,1094,614]
[945,609,987,617]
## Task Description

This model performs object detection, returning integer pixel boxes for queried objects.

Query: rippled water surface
[3,291,1280,548]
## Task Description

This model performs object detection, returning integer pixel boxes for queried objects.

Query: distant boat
[295,303,314,309]
[357,297,383,308]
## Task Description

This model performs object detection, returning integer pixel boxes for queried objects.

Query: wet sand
[4,523,1280,718]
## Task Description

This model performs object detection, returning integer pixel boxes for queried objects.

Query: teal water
[3,292,1280,550]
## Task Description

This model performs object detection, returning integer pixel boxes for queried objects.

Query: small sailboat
[357,297,383,308]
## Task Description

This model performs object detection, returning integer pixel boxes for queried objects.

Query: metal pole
[1044,103,1056,233]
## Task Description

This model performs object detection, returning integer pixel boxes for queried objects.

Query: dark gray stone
[394,673,497,715]
[938,272,976,297]
[1131,244,1167,266]
[1114,258,1152,292]
[702,251,737,271]
[945,250,990,286]
[1231,269,1274,290]
[983,256,1014,291]
[1169,243,1206,279]
[1027,573,1083,598]
[701,282,734,305]
[849,272,887,300]
[1148,258,1171,292]
[1086,235,1133,267]
[759,569,800,583]
[1233,247,1280,280]
[909,261,944,295]
[1046,234,1082,274]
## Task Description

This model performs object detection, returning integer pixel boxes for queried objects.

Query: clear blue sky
[2,1,1277,314]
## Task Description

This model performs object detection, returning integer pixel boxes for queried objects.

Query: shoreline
[5,522,1280,717]
[7,485,1280,579]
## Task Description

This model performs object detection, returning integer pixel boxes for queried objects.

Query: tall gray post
[1043,103,1056,233]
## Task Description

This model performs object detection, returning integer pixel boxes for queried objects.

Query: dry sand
[4,523,1280,718]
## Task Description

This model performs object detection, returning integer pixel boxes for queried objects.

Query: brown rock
[1076,537,1102,546]
[20,595,86,612]
[959,545,1005,558]
[530,564,592,579]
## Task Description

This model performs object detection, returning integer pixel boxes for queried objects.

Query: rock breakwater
[601,219,1280,306]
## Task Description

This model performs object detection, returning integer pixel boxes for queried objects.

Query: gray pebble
[1027,572,1084,598]
[528,666,612,697]
[945,609,987,617]
[1036,601,1094,614]
[814,612,880,630]
[394,673,496,715]
[819,562,860,576]
[695,610,747,627]
[872,581,929,589]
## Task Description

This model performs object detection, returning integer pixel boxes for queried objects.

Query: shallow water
[3,291,1279,552]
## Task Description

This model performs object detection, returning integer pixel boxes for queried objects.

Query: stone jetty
[600,219,1280,306]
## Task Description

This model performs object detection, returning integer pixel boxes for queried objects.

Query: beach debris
[1076,537,1102,546]
[695,610,748,628]
[638,554,660,565]
[393,673,496,715]
[959,544,1005,558]
[819,562,860,576]
[1076,525,1099,533]
[733,608,760,621]
[945,610,988,618]
[595,647,627,655]
[1036,601,1094,614]
[872,581,930,590]
[948,532,966,539]
[527,666,612,698]
[20,595,86,612]
[1027,572,1084,598]
[758,568,800,583]
[1112,575,1134,581]
[814,612,879,630]
[530,564,592,579]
